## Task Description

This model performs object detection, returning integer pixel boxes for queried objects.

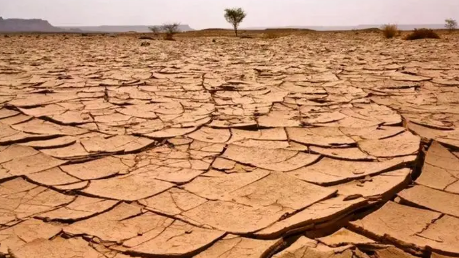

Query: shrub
[381,24,398,39]
[160,23,180,40]
[224,8,247,36]
[405,28,440,40]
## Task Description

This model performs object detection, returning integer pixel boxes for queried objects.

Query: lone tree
[445,19,458,32]
[224,8,247,36]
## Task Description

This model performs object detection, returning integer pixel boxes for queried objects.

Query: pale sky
[1,0,457,29]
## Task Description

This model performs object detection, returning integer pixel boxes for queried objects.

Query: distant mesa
[0,18,194,33]
[0,17,63,32]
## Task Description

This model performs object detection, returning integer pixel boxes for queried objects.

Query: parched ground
[0,32,459,258]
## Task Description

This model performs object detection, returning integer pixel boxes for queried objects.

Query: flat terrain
[1,32,459,258]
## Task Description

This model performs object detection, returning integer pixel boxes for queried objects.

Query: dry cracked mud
[0,32,459,258]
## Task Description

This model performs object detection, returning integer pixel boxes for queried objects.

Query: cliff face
[0,17,195,33]
[0,17,62,32]
[59,25,194,33]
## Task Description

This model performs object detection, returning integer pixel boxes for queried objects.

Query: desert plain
[0,30,459,258]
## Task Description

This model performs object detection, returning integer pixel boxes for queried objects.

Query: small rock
[359,176,373,184]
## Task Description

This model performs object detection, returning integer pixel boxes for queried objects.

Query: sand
[0,31,458,258]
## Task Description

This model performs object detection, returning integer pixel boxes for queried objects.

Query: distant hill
[357,24,445,31]
[0,18,194,33]
[59,25,194,33]
[0,17,445,33]
[0,17,63,32]
[243,24,446,31]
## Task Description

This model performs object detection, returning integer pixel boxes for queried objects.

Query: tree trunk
[234,24,238,37]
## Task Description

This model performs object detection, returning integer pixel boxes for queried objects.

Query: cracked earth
[0,32,459,257]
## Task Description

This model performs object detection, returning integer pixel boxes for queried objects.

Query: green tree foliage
[224,8,247,36]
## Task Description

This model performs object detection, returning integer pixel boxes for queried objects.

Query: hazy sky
[1,0,457,29]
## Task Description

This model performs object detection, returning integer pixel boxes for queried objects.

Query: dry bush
[148,23,180,40]
[161,23,181,40]
[405,28,440,40]
[381,24,398,39]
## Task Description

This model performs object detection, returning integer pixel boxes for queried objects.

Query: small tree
[160,23,180,40]
[445,19,458,32]
[224,8,247,36]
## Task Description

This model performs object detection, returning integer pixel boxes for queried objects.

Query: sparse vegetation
[405,28,440,40]
[160,23,180,40]
[381,24,398,39]
[147,23,180,40]
[445,19,458,32]
[148,25,161,38]
[224,8,247,37]
[177,28,315,38]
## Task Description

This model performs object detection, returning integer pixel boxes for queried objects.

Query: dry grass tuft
[405,28,440,40]
[381,24,398,39]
